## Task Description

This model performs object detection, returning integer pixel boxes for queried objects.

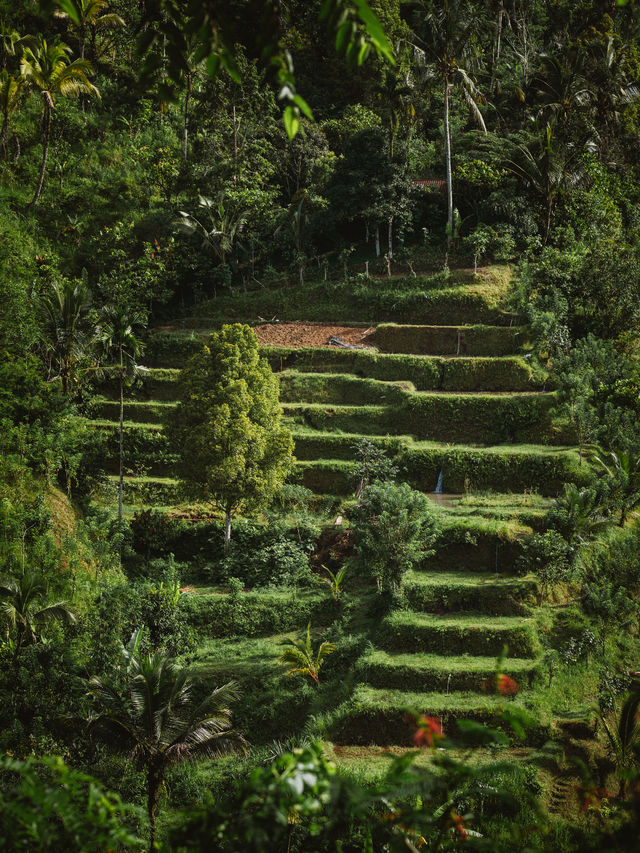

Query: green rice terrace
[85,267,599,792]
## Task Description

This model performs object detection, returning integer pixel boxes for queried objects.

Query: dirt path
[253,322,376,349]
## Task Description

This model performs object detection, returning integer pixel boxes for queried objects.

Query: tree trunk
[147,765,162,853]
[444,80,454,245]
[387,218,393,259]
[29,96,52,208]
[365,220,369,243]
[183,71,192,160]
[0,109,8,161]
[375,225,380,257]
[118,355,124,524]
[224,508,232,551]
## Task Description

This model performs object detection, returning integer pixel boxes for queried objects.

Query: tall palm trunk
[183,71,192,160]
[0,107,8,161]
[147,763,162,853]
[444,79,454,245]
[30,94,52,208]
[224,507,232,551]
[118,349,124,524]
[375,225,380,257]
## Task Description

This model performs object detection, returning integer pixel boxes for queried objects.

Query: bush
[349,481,439,593]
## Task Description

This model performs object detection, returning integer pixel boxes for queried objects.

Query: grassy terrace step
[85,421,586,496]
[282,391,559,445]
[264,349,542,393]
[329,685,547,746]
[374,323,527,356]
[401,570,539,615]
[156,267,519,330]
[100,368,181,401]
[91,399,176,424]
[379,611,540,658]
[355,649,542,693]
[103,475,182,505]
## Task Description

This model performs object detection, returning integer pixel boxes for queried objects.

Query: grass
[379,611,540,658]
[163,266,518,328]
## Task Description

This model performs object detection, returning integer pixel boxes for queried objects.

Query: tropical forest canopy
[1,0,640,850]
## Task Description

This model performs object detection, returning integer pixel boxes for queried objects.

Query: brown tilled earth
[253,322,376,349]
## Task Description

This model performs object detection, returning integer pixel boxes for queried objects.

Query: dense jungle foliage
[2,0,640,850]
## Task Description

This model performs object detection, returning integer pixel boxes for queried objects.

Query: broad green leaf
[293,94,314,120]
[283,106,300,139]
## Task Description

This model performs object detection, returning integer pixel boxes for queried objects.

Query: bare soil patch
[253,321,376,349]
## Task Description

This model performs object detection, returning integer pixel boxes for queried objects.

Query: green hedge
[282,393,557,444]
[146,332,205,367]
[329,685,548,746]
[98,368,180,401]
[401,572,538,616]
[378,612,540,657]
[278,372,408,405]
[398,444,589,495]
[289,460,356,494]
[354,650,542,693]
[375,323,526,356]
[425,522,527,572]
[92,399,175,425]
[400,392,556,444]
[181,590,335,637]
[113,476,182,506]
[89,423,176,476]
[264,346,539,392]
[263,346,442,389]
[292,432,404,461]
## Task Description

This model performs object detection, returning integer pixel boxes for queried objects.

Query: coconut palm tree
[409,0,488,243]
[39,272,93,396]
[20,37,99,207]
[594,449,640,527]
[54,0,125,61]
[176,193,247,266]
[0,70,22,160]
[0,570,76,658]
[279,622,336,686]
[87,628,247,852]
[98,306,145,523]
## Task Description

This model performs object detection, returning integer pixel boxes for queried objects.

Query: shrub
[349,481,439,593]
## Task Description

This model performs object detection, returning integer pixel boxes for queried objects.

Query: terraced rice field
[88,271,588,750]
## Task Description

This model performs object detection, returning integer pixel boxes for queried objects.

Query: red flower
[449,811,469,840]
[412,715,444,747]
[482,673,519,695]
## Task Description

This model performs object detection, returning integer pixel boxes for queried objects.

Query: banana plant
[317,565,348,602]
[279,622,336,686]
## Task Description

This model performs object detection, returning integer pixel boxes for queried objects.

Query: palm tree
[98,306,145,523]
[594,449,640,527]
[88,628,247,852]
[503,122,585,243]
[54,0,125,61]
[39,272,93,396]
[20,37,99,207]
[0,70,22,160]
[410,0,488,242]
[531,49,592,125]
[0,570,76,658]
[279,622,336,686]
[176,193,247,267]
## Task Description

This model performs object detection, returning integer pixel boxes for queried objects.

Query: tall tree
[88,628,247,852]
[20,36,99,207]
[410,0,488,242]
[166,324,294,549]
[98,305,145,524]
[53,0,125,60]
